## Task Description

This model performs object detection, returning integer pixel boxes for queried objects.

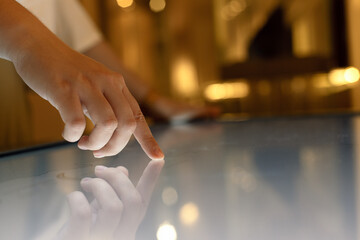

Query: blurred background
[1,0,360,151]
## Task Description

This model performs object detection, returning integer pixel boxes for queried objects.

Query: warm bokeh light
[329,67,360,86]
[204,81,249,101]
[229,0,247,13]
[179,202,199,226]
[162,187,178,206]
[344,67,360,83]
[157,222,177,240]
[171,57,199,98]
[150,0,166,12]
[221,0,247,20]
[205,84,225,100]
[312,74,330,88]
[329,68,347,86]
[116,0,133,8]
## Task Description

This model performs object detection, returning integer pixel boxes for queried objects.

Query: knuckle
[78,75,99,92]
[114,74,125,86]
[73,204,91,220]
[53,81,74,101]
[66,118,86,131]
[75,72,86,83]
[99,118,118,131]
[123,118,137,131]
[105,74,118,86]
[102,72,124,86]
[57,80,72,93]
[133,110,145,122]
[74,73,91,89]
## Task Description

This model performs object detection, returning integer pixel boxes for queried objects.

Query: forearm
[0,0,68,66]
[83,41,153,103]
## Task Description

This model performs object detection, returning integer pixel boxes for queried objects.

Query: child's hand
[56,160,164,240]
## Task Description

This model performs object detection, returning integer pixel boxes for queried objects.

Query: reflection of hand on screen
[55,160,164,240]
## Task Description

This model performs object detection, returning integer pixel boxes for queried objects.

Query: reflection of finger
[94,166,136,206]
[51,91,86,142]
[78,89,118,151]
[81,178,123,238]
[117,166,129,177]
[93,87,135,157]
[90,199,100,213]
[59,191,91,240]
[123,87,164,160]
[136,159,165,206]
[94,166,140,239]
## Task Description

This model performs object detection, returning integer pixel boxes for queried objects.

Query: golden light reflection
[229,0,246,13]
[179,202,199,226]
[312,74,330,88]
[221,0,247,20]
[313,67,360,90]
[157,222,177,240]
[329,67,360,86]
[204,81,249,101]
[116,0,133,8]
[162,187,178,206]
[171,56,199,98]
[150,0,166,12]
[329,68,347,86]
[344,67,360,83]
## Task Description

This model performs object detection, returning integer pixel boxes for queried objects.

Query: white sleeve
[54,0,103,53]
[16,0,103,53]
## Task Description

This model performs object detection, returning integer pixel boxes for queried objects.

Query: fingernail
[81,177,91,183]
[158,147,164,155]
[78,144,88,150]
[93,153,104,158]
[156,148,165,160]
[95,165,107,171]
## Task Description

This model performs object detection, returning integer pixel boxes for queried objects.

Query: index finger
[136,159,165,206]
[123,87,164,160]
[59,191,91,240]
